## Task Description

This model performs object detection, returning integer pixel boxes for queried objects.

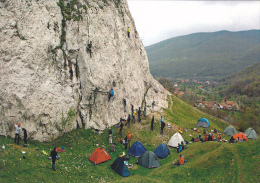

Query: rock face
[0,0,168,141]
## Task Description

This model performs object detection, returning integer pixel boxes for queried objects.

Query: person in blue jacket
[108,88,114,101]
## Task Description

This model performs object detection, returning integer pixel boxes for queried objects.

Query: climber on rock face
[127,27,130,38]
[108,88,114,101]
[86,41,92,57]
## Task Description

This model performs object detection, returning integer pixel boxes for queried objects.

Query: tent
[111,157,130,177]
[137,151,161,169]
[196,118,210,128]
[154,143,170,159]
[244,127,257,139]
[89,147,111,165]
[232,132,248,142]
[223,126,237,136]
[168,133,186,148]
[128,141,146,158]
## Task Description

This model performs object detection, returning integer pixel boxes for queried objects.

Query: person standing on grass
[128,131,132,148]
[119,119,124,137]
[109,128,113,144]
[161,120,165,134]
[51,148,57,171]
[14,122,21,145]
[127,114,131,128]
[151,116,154,131]
[124,135,128,150]
[138,107,141,122]
[132,110,136,124]
[22,128,27,145]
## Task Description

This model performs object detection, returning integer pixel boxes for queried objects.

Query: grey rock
[0,0,169,141]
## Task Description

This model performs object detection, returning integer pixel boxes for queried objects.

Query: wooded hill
[146,30,260,80]
[217,63,260,98]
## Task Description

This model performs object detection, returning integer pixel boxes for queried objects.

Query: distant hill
[146,30,260,80]
[218,63,260,98]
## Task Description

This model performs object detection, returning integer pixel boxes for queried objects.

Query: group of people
[203,129,222,142]
[191,129,222,143]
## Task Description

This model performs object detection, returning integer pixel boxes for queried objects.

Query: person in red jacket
[211,134,215,141]
[179,154,185,165]
[173,154,185,166]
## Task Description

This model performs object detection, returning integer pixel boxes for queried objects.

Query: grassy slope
[0,96,259,182]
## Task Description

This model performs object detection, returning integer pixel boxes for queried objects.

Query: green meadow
[0,96,259,182]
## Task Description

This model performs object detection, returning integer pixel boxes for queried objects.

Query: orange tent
[89,147,111,165]
[233,132,248,141]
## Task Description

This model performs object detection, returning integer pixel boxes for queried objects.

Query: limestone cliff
[0,0,168,141]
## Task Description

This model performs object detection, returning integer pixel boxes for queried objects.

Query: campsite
[1,96,259,182]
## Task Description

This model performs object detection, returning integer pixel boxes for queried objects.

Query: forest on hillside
[157,64,260,133]
[146,30,260,80]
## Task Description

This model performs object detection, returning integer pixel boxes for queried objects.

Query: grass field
[0,96,259,182]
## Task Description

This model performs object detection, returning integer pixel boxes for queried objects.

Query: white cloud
[127,1,260,46]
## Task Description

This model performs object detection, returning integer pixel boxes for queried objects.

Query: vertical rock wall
[0,0,168,141]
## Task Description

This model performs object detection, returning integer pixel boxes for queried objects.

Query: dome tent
[111,157,130,177]
[230,132,248,142]
[128,141,146,158]
[196,118,210,128]
[89,147,111,165]
[223,126,237,136]
[137,151,161,169]
[244,127,257,139]
[167,133,186,148]
[154,143,170,159]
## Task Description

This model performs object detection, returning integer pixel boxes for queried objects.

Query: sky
[127,0,260,46]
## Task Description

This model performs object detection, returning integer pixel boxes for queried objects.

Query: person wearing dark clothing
[86,41,92,57]
[208,134,212,141]
[131,104,134,117]
[109,128,112,135]
[138,107,141,122]
[151,116,154,131]
[181,141,185,150]
[51,148,57,171]
[22,128,27,145]
[151,101,155,113]
[203,129,206,135]
[127,114,131,128]
[124,136,128,150]
[108,88,114,101]
[161,121,165,134]
[119,121,123,137]
[123,98,126,112]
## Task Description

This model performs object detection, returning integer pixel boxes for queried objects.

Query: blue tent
[111,157,130,177]
[154,144,170,159]
[128,141,146,158]
[197,118,210,128]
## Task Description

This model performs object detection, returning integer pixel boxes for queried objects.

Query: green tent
[223,126,237,136]
[137,151,161,169]
[244,128,257,139]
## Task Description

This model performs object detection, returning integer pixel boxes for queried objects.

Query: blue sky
[127,1,260,46]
